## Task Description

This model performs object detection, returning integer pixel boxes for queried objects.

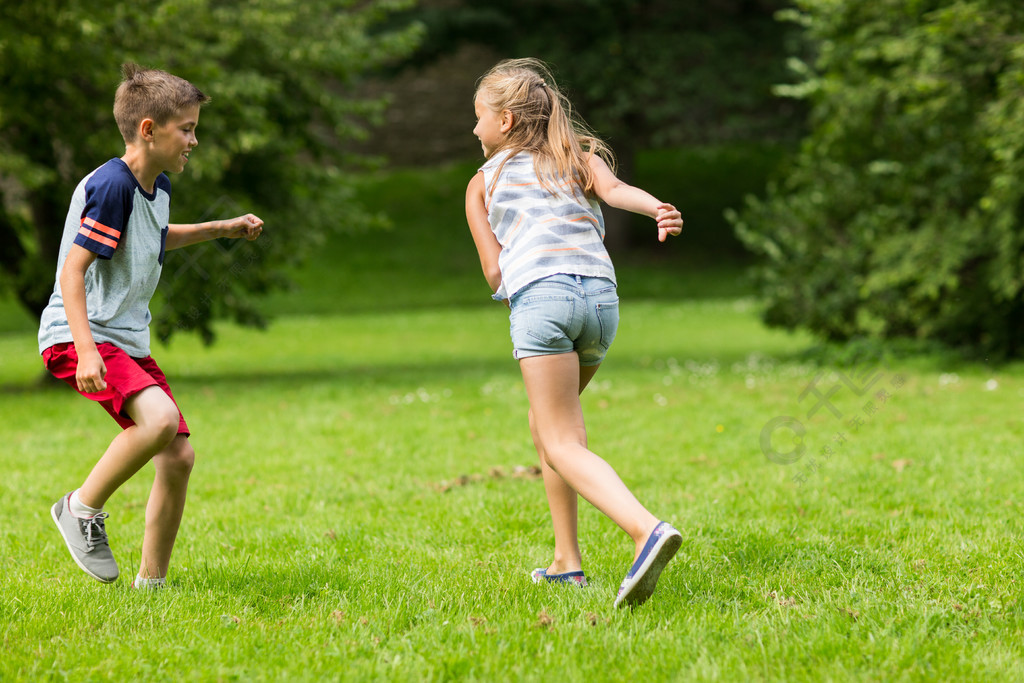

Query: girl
[465,58,684,609]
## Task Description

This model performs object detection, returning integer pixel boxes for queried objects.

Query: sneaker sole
[614,529,682,609]
[51,501,118,584]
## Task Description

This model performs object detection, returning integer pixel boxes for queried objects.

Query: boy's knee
[151,407,181,446]
[175,437,195,468]
[128,387,180,445]
[163,437,195,477]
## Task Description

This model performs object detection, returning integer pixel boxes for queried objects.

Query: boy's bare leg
[520,353,660,561]
[138,434,195,579]
[77,386,181,509]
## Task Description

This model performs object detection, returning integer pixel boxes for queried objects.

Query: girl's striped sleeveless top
[481,150,616,301]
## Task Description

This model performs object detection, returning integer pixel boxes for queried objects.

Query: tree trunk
[0,196,50,320]
[0,202,28,289]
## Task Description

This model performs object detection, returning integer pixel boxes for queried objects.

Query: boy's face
[150,105,200,174]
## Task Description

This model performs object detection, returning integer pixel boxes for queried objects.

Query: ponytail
[476,58,615,199]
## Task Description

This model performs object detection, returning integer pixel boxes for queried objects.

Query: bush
[729,0,1024,358]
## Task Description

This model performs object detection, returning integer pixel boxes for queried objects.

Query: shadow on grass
[1,345,813,396]
[172,358,515,390]
[0,357,514,395]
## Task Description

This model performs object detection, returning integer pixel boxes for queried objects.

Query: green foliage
[392,0,803,148]
[731,0,1024,357]
[0,0,422,343]
[386,0,803,250]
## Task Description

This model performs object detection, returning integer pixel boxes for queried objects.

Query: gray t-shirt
[38,158,171,358]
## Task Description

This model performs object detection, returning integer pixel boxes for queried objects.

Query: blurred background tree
[730,0,1024,358]
[382,0,804,251]
[0,0,422,343]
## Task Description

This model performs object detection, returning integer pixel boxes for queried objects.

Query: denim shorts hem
[512,349,604,366]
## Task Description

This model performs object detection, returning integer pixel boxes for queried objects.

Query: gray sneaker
[51,493,119,583]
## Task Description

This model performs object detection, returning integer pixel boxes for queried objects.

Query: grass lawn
[2,300,1022,680]
[1,156,1022,680]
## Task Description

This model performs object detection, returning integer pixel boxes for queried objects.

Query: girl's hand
[223,214,265,241]
[655,203,683,242]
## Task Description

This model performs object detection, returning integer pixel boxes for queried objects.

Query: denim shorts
[508,274,619,366]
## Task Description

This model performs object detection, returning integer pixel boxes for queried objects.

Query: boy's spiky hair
[113,63,210,143]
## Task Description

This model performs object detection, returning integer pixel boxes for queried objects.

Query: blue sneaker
[531,567,588,587]
[613,521,681,609]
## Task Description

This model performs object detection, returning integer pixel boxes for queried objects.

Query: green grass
[2,300,1023,681]
[2,152,1023,680]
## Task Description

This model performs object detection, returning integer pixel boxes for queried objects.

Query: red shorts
[43,342,190,435]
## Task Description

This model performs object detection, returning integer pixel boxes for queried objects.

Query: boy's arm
[466,173,503,294]
[587,155,683,242]
[166,214,264,250]
[59,245,107,392]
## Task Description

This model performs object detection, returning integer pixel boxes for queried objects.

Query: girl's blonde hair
[474,58,615,198]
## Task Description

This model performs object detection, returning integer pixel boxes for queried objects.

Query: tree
[730,0,1024,358]
[386,0,802,247]
[0,0,421,343]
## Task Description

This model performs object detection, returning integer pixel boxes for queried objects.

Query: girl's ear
[500,110,514,133]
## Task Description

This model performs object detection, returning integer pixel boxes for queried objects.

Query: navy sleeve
[72,164,134,260]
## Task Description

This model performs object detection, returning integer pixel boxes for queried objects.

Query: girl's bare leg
[520,353,660,563]
[531,408,580,574]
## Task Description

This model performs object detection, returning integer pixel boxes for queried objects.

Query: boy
[38,63,264,588]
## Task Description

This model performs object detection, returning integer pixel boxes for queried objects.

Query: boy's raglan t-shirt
[38,158,171,358]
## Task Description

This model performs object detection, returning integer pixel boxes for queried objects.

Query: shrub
[730,0,1024,358]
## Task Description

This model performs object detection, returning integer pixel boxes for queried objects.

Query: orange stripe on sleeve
[82,217,122,240]
[78,225,118,250]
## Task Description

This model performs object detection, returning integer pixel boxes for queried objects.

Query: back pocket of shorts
[595,299,619,349]
[513,295,575,345]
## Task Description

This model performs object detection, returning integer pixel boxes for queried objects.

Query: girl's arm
[59,245,107,393]
[166,214,263,250]
[588,155,683,242]
[465,172,503,293]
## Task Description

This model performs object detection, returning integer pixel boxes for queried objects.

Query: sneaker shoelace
[78,512,110,552]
